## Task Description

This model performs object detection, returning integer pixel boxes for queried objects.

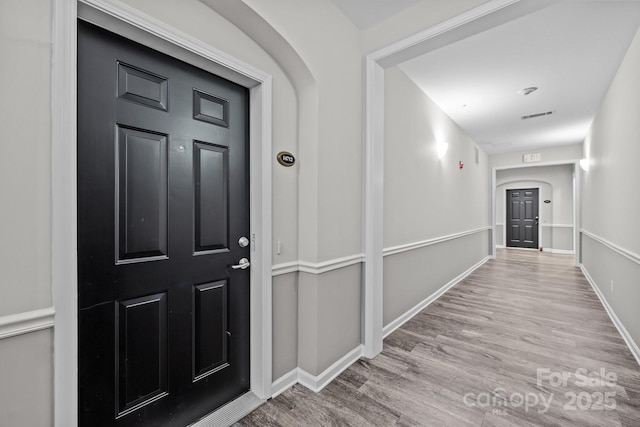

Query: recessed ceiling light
[518,87,538,95]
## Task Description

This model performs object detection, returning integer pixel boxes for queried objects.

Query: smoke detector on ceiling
[518,87,538,95]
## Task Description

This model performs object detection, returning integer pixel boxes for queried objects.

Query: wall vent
[521,111,554,120]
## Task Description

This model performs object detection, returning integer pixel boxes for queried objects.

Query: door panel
[78,21,250,426]
[193,280,229,380]
[506,188,539,249]
[116,126,168,263]
[194,142,229,253]
[116,293,168,417]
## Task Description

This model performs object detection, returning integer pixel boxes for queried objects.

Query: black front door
[506,188,539,249]
[77,21,250,426]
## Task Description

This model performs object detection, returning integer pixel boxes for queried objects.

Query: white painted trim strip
[545,249,574,255]
[271,262,300,277]
[369,0,520,63]
[499,247,574,254]
[494,159,582,171]
[383,227,491,257]
[0,307,55,340]
[189,391,264,427]
[272,254,365,276]
[80,0,269,84]
[299,255,364,275]
[580,265,640,367]
[581,229,640,266]
[496,223,573,228]
[298,345,363,393]
[383,256,491,338]
[270,369,298,398]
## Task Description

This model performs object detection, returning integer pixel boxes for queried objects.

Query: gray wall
[272,274,298,379]
[298,265,362,376]
[0,0,52,318]
[581,25,640,354]
[383,66,491,329]
[384,231,489,326]
[0,331,53,426]
[0,0,54,425]
[496,165,574,252]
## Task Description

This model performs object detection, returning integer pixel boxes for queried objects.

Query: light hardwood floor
[237,249,640,426]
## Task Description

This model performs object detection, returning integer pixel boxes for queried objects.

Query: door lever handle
[230,258,250,270]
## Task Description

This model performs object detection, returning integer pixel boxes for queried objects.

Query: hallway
[238,250,640,426]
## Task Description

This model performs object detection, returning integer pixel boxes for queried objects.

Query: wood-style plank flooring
[237,249,640,426]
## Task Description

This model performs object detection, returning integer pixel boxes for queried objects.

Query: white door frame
[500,185,543,249]
[362,0,559,358]
[491,160,581,265]
[52,1,273,425]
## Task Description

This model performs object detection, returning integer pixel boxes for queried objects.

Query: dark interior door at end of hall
[506,188,539,249]
[77,20,251,426]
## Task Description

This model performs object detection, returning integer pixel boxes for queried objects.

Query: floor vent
[521,111,554,120]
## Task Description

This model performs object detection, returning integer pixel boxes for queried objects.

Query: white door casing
[52,1,273,425]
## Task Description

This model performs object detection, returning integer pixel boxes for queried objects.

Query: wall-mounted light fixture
[437,142,449,160]
[579,158,590,171]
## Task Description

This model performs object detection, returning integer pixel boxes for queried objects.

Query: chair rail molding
[0,307,55,340]
[581,229,640,266]
[272,254,365,277]
[383,227,491,257]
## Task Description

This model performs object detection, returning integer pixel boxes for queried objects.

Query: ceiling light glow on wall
[437,142,449,159]
[580,158,590,171]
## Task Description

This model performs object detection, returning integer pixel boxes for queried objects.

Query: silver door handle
[230,258,250,270]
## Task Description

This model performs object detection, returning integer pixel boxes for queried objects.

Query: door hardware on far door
[238,236,249,247]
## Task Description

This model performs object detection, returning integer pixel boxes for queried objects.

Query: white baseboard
[268,345,364,396]
[298,345,363,392]
[270,369,298,398]
[270,345,363,397]
[498,246,574,254]
[383,256,491,338]
[546,248,574,254]
[580,265,640,367]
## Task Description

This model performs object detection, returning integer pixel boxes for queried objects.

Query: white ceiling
[331,0,420,29]
[334,0,640,155]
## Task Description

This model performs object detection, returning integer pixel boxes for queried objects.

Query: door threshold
[189,392,264,427]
